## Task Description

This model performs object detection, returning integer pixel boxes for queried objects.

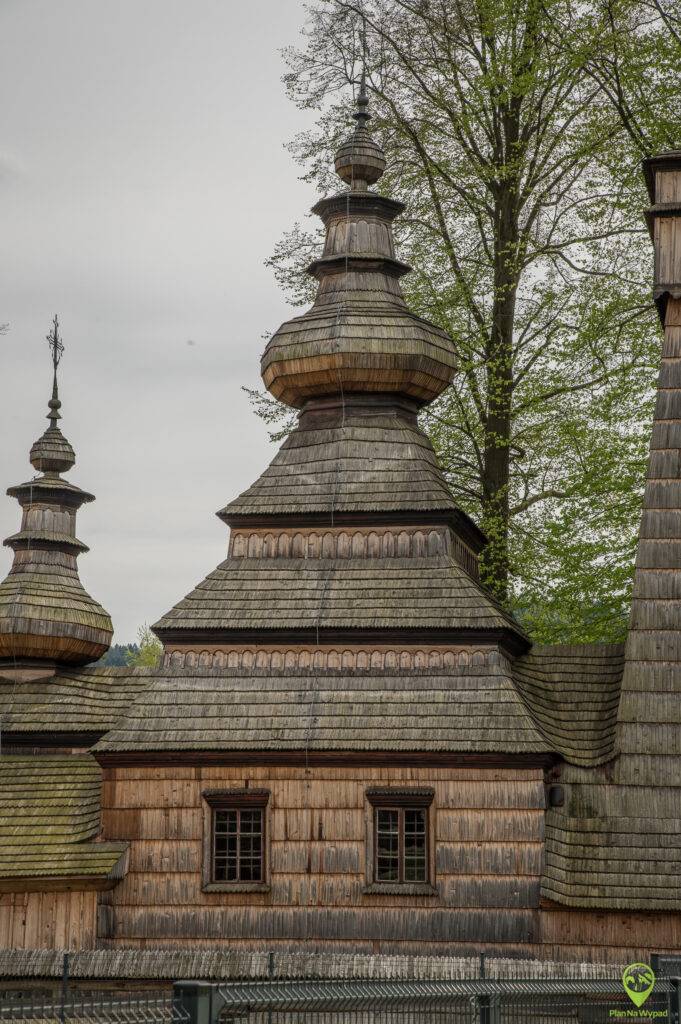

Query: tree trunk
[480,186,519,601]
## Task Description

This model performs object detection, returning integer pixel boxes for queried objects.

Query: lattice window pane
[404,808,427,881]
[212,807,264,883]
[373,805,429,884]
[376,808,400,881]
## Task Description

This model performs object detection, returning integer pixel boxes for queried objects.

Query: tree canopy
[124,625,162,668]
[255,0,681,643]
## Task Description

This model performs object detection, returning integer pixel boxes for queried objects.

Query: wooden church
[1,87,681,974]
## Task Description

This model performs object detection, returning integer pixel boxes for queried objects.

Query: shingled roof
[0,755,127,890]
[0,318,112,666]
[221,403,457,519]
[83,648,622,764]
[0,666,153,736]
[0,948,623,981]
[152,556,527,646]
[512,644,624,767]
[92,661,548,755]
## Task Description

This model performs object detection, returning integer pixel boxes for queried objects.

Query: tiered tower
[154,88,528,667]
[0,318,112,678]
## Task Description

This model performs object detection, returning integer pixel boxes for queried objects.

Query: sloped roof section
[0,666,153,735]
[0,755,127,890]
[512,643,624,766]
[152,556,527,647]
[93,661,547,754]
[221,408,457,519]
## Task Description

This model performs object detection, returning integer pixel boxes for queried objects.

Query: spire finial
[354,18,370,128]
[46,314,64,425]
[29,316,75,475]
[353,70,370,127]
[334,60,386,189]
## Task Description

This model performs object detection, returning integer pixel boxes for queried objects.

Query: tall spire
[0,318,112,673]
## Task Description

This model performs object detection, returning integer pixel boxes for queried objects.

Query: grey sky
[0,0,317,642]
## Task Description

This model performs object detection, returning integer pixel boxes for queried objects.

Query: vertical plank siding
[101,765,545,950]
[0,891,97,949]
[95,764,681,958]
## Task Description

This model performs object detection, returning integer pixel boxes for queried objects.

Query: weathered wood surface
[163,646,500,671]
[0,755,127,893]
[101,765,545,948]
[221,400,457,518]
[94,764,681,958]
[92,666,547,756]
[512,644,623,766]
[151,556,523,636]
[0,948,642,980]
[226,525,479,582]
[0,668,151,733]
[0,891,97,949]
[0,396,112,664]
[260,128,456,408]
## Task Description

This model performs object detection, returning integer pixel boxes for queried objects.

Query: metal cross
[47,314,64,371]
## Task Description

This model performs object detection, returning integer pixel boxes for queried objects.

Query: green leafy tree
[125,625,163,668]
[255,0,681,642]
[96,643,138,667]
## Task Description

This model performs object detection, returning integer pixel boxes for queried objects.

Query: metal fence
[0,989,189,1024]
[0,975,678,1024]
[173,977,680,1024]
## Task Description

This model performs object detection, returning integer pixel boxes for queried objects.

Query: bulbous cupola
[0,317,113,669]
[260,80,457,408]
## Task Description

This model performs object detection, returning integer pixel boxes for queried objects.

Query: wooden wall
[101,765,545,955]
[98,764,681,961]
[0,890,97,949]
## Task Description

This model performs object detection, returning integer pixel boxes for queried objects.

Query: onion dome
[334,81,386,190]
[261,83,457,409]
[0,318,113,668]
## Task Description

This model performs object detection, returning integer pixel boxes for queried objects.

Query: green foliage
[96,643,138,667]
[242,386,297,443]
[124,625,163,668]
[257,0,681,644]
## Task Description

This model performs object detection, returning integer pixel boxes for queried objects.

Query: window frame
[364,787,437,895]
[201,788,270,893]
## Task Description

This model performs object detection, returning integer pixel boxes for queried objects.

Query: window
[375,806,427,883]
[213,807,264,883]
[365,788,435,892]
[202,789,269,892]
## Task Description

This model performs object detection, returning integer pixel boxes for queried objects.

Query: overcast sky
[0,0,319,642]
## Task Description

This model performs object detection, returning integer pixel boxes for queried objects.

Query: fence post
[173,981,215,1024]
[59,951,70,1024]
[477,956,498,1024]
[669,978,680,1024]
